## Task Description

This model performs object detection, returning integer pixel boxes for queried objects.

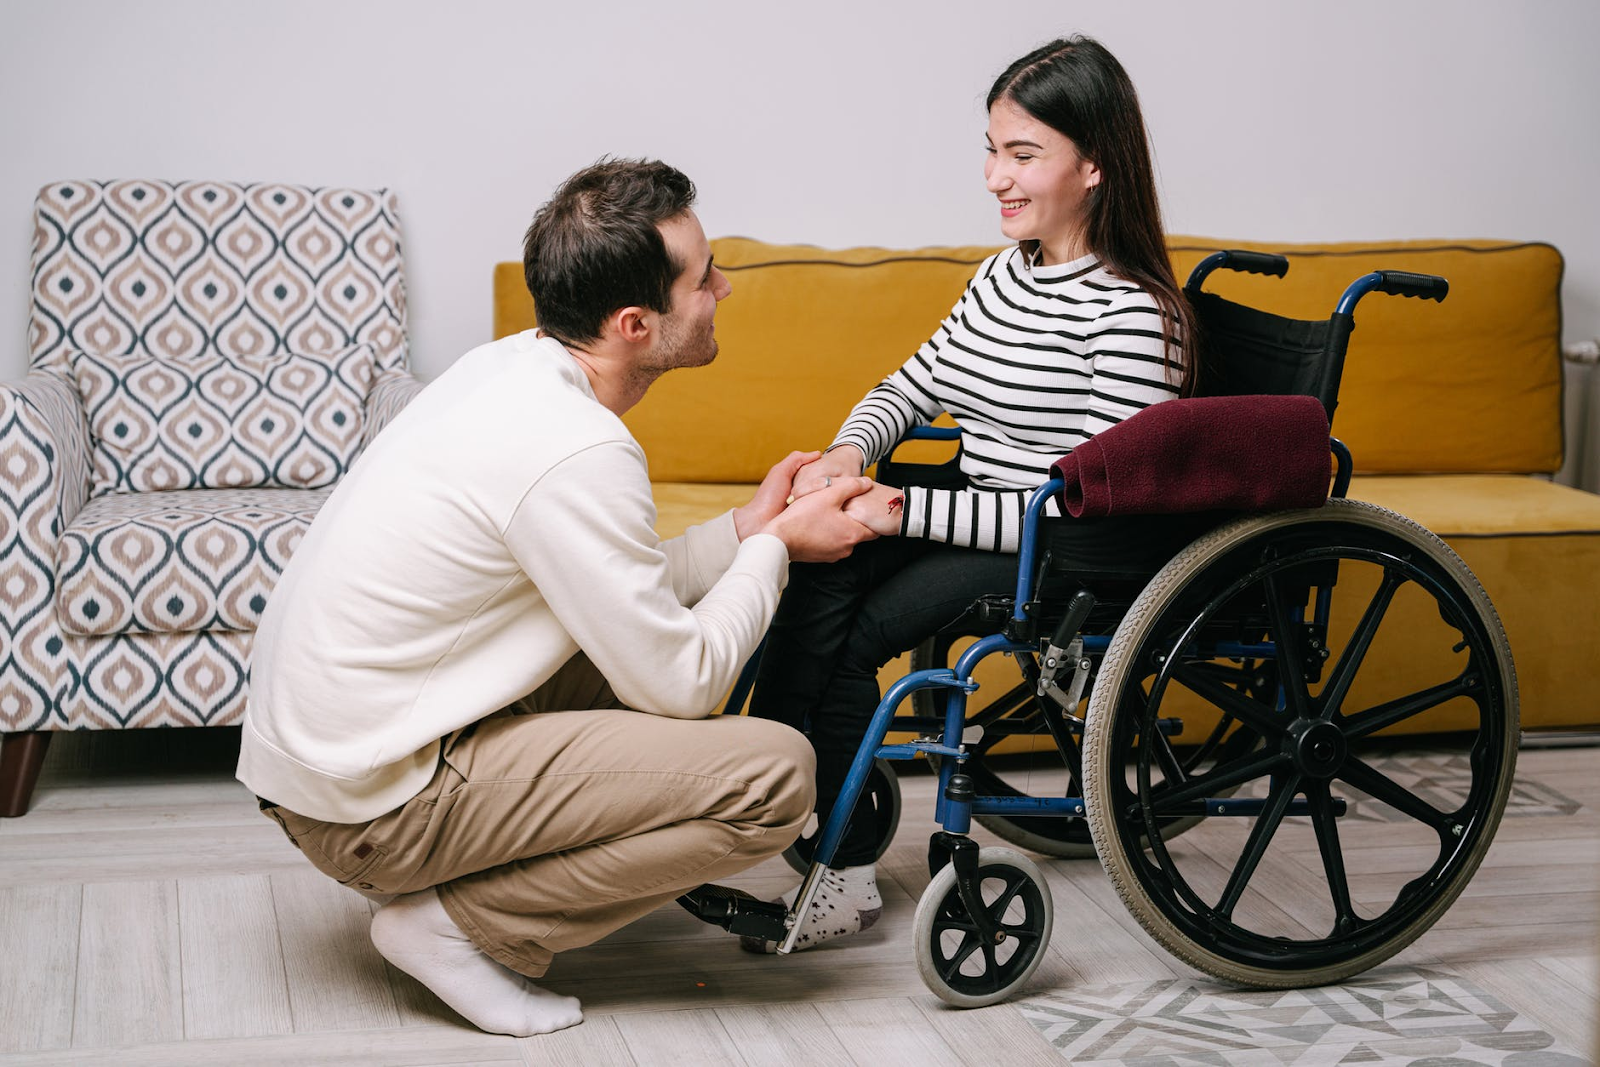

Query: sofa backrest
[493,236,1564,481]
[29,179,409,377]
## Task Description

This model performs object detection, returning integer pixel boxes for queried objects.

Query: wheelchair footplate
[675,883,789,942]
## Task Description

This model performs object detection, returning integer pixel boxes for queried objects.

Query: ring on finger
[823,475,832,488]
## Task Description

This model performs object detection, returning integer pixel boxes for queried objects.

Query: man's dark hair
[522,158,697,347]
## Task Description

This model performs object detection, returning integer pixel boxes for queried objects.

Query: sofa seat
[54,487,330,636]
[1345,474,1600,733]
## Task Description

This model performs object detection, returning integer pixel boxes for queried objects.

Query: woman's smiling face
[984,96,1101,265]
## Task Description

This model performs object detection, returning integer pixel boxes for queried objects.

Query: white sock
[369,887,583,1037]
[740,865,882,954]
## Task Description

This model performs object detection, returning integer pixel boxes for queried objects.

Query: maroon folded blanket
[1051,395,1332,518]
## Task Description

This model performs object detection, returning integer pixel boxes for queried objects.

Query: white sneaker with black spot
[739,865,882,953]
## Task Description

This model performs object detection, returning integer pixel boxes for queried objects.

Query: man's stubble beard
[630,311,718,390]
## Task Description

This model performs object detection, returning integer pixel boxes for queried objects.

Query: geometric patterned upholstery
[29,180,406,376]
[54,488,330,636]
[71,345,377,496]
[1,179,416,736]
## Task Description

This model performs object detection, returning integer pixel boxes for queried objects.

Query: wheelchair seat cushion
[1051,394,1330,518]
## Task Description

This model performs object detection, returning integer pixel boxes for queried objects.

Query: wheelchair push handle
[1336,270,1450,315]
[1184,250,1290,292]
[1375,270,1449,302]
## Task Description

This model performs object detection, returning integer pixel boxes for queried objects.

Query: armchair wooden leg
[0,731,53,817]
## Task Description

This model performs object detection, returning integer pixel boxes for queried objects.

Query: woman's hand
[734,450,821,540]
[842,480,906,537]
[790,444,865,500]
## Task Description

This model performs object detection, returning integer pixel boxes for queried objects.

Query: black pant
[748,536,1021,866]
[746,502,1213,866]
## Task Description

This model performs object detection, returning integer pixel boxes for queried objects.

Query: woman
[745,35,1197,951]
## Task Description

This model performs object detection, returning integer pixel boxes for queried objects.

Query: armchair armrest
[1,370,92,537]
[0,369,91,730]
[361,370,428,452]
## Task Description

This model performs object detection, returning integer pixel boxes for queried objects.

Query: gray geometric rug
[1234,753,1582,822]
[1016,967,1589,1065]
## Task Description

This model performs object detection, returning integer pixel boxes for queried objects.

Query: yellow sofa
[494,236,1600,735]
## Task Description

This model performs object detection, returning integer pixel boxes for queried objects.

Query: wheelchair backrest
[1187,290,1350,423]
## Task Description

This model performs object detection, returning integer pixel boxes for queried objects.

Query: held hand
[764,475,879,563]
[843,480,906,537]
[789,444,865,500]
[733,450,821,540]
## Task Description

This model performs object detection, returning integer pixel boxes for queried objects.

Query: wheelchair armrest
[876,425,965,492]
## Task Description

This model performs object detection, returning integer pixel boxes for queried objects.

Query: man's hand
[789,444,865,500]
[734,451,821,540]
[764,476,879,562]
[843,480,906,537]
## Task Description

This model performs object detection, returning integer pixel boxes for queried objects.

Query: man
[237,159,876,1037]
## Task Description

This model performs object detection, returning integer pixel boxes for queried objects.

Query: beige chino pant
[261,655,815,977]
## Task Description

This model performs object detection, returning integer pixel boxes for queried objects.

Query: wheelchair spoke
[1151,727,1190,787]
[1261,571,1313,719]
[1216,772,1302,919]
[1341,675,1474,739]
[1148,748,1290,814]
[1338,756,1451,830]
[987,874,1027,920]
[1319,568,1405,719]
[1307,781,1358,933]
[1171,663,1282,737]
[999,924,1042,947]
[939,932,983,982]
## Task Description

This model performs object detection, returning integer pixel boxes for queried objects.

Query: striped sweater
[830,247,1182,553]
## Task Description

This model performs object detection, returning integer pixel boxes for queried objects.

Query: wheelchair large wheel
[781,757,901,875]
[913,846,1054,1007]
[1082,499,1518,987]
[910,639,1222,859]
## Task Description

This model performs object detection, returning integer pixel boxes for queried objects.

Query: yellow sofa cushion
[495,236,1564,478]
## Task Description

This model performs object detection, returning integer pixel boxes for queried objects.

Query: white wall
[3,0,1597,388]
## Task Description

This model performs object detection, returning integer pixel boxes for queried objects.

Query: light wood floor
[1,728,1595,1065]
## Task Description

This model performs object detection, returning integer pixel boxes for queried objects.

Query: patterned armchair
[0,180,426,815]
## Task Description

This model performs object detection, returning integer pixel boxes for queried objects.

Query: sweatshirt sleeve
[828,259,997,465]
[658,509,742,607]
[504,439,789,719]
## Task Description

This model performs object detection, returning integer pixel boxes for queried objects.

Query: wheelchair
[679,251,1518,1008]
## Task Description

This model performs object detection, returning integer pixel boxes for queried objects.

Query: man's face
[643,210,732,375]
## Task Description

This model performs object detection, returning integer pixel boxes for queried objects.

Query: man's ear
[607,306,652,345]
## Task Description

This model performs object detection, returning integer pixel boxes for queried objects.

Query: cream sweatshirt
[237,331,789,822]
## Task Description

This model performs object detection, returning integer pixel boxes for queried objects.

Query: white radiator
[1556,340,1600,494]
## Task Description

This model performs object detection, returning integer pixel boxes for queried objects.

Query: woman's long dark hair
[988,36,1196,395]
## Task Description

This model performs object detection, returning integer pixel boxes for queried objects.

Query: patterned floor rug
[1016,966,1590,1066]
[1234,752,1582,822]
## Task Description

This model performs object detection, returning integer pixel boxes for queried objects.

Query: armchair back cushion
[28,180,406,376]
[70,343,377,496]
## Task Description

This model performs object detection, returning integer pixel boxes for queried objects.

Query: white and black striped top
[830,247,1182,553]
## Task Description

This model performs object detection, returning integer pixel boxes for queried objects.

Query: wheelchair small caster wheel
[782,757,901,875]
[913,846,1053,1007]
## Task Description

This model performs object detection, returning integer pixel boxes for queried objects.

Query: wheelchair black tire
[1082,500,1518,987]
[913,846,1054,1007]
[781,758,902,876]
